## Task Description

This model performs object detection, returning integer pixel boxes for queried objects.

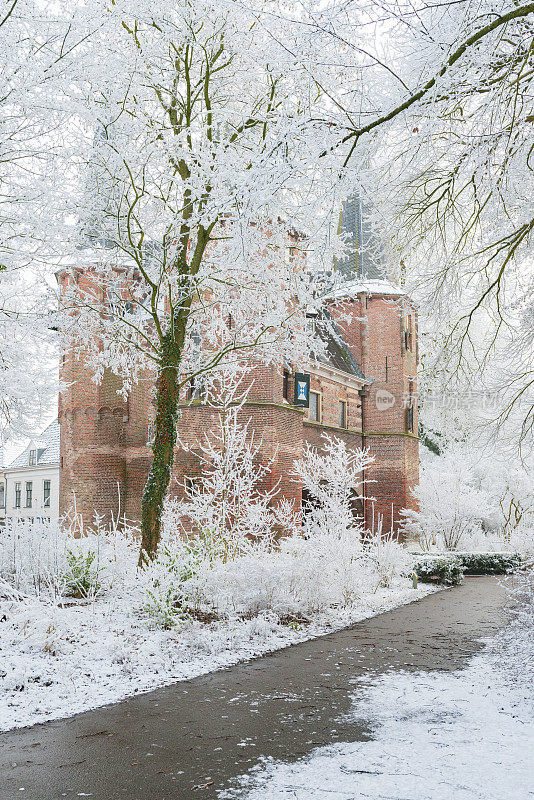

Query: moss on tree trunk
[139,330,182,566]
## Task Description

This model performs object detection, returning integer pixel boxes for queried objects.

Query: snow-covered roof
[329,278,406,299]
[53,250,139,272]
[8,421,60,469]
[312,313,366,381]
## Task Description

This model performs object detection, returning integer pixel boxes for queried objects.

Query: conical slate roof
[78,123,120,250]
[335,195,385,280]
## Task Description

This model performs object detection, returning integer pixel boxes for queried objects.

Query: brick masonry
[58,269,419,535]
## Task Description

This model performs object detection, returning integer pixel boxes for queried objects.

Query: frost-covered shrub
[141,538,208,627]
[143,528,378,623]
[279,530,375,611]
[364,526,412,588]
[0,518,71,597]
[144,418,411,628]
[414,556,464,586]
[145,507,393,624]
[62,550,101,599]
[293,433,373,540]
[490,573,534,688]
[0,516,138,601]
[402,445,534,553]
[163,370,299,562]
[413,552,523,585]
[457,552,523,575]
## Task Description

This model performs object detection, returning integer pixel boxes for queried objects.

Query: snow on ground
[219,581,534,800]
[0,582,435,732]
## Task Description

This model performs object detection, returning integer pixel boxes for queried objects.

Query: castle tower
[57,269,125,528]
[329,194,419,534]
[58,122,154,530]
[57,267,155,529]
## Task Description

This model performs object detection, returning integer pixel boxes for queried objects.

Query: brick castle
[57,197,419,533]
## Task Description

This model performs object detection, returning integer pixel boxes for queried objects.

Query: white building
[1,421,60,525]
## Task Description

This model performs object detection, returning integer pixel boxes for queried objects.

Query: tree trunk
[138,330,182,566]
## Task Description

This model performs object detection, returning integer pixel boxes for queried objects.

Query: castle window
[43,480,51,508]
[28,449,36,466]
[14,482,21,509]
[185,476,201,497]
[25,481,33,508]
[309,391,320,422]
[406,380,415,432]
[188,376,204,401]
[339,400,347,429]
[404,315,414,352]
[283,370,290,400]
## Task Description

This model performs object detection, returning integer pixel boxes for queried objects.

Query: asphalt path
[0,576,511,800]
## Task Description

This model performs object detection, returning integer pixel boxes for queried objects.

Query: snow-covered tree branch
[55,0,367,560]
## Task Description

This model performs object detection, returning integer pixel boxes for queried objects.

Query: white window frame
[43,479,51,508]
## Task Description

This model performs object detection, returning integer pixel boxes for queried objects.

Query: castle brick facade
[57,267,419,536]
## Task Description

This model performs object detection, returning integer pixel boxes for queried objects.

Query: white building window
[43,480,51,508]
[0,483,4,509]
[28,449,36,466]
[14,482,21,509]
[25,481,33,508]
[309,391,320,422]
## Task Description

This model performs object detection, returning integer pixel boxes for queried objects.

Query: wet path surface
[0,577,511,800]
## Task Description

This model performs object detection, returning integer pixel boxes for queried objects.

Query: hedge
[413,551,523,586]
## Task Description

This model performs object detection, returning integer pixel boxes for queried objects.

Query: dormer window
[28,449,36,466]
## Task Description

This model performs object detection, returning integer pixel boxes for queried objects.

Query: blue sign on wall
[294,373,310,407]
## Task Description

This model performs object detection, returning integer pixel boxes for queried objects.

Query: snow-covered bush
[364,525,412,589]
[142,528,381,622]
[414,556,464,586]
[140,540,194,628]
[162,370,298,563]
[0,515,138,601]
[402,445,534,553]
[490,573,534,689]
[457,552,523,575]
[144,429,410,625]
[62,550,101,599]
[293,433,373,540]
